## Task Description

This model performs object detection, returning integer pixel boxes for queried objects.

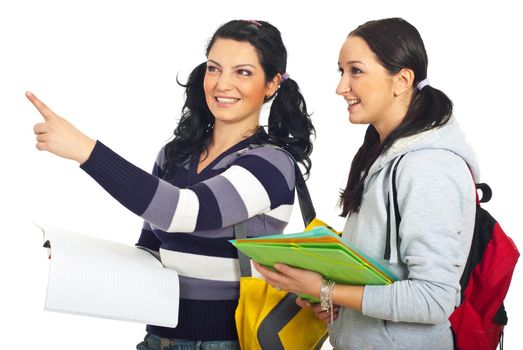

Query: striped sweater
[80,134,296,340]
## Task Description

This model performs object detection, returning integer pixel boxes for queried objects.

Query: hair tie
[416,78,430,91]
[243,19,261,27]
[281,72,290,82]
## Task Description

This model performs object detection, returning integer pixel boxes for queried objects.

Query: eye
[338,67,344,76]
[237,69,252,77]
[351,67,363,75]
[206,64,219,73]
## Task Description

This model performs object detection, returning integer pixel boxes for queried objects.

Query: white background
[1,0,521,349]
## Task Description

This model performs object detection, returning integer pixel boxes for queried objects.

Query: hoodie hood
[368,117,480,182]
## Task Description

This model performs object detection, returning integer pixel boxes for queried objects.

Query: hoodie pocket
[380,319,396,343]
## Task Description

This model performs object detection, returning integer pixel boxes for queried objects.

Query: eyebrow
[338,60,365,66]
[207,59,257,69]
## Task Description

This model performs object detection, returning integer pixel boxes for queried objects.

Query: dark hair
[164,20,315,177]
[340,17,453,216]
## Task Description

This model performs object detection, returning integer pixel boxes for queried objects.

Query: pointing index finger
[25,91,54,120]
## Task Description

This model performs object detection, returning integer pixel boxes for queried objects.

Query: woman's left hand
[253,261,323,298]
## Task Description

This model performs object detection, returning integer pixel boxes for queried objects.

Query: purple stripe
[135,227,161,252]
[239,147,295,190]
[235,155,294,209]
[141,179,180,231]
[193,183,222,231]
[178,275,239,300]
[80,141,160,216]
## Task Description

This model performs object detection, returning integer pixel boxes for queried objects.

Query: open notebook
[230,226,396,301]
[37,224,179,327]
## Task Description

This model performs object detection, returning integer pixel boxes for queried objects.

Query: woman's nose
[336,75,351,96]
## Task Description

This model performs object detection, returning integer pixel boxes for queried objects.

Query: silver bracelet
[320,279,336,323]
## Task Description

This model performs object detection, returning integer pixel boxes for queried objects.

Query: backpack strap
[233,143,316,277]
[384,154,405,263]
[385,154,493,261]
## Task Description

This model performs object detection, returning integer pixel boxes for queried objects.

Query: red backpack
[387,155,520,350]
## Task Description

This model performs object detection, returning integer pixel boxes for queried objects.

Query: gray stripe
[204,175,249,227]
[141,180,180,231]
[262,215,288,234]
[212,152,237,169]
[149,212,289,239]
[187,225,234,238]
[178,275,239,300]
[186,214,287,239]
[142,221,152,230]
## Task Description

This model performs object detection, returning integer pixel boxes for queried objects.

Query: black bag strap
[233,144,316,277]
[233,222,253,277]
[384,154,405,260]
[293,162,316,227]
[385,153,492,260]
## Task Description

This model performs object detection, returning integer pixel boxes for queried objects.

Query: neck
[375,104,409,142]
[209,122,259,153]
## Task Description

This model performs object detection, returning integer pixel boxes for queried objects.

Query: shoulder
[236,144,295,168]
[398,149,470,177]
[396,149,474,198]
[155,146,167,168]
[227,144,296,187]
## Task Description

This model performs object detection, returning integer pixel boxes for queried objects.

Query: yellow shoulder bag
[233,158,331,350]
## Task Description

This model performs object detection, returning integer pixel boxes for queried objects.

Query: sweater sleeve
[81,141,295,233]
[362,150,476,324]
[135,150,164,251]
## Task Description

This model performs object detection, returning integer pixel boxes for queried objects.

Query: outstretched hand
[27,91,96,164]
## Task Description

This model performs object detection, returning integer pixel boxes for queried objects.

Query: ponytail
[340,84,453,216]
[267,77,315,178]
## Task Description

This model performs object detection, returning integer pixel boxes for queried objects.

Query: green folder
[230,226,396,301]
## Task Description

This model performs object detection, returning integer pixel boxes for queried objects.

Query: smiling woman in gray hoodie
[254,17,478,349]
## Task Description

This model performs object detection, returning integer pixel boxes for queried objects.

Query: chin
[348,114,367,125]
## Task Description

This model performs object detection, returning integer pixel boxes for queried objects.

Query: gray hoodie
[329,117,478,350]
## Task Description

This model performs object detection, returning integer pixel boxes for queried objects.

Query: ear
[265,74,282,99]
[394,68,415,97]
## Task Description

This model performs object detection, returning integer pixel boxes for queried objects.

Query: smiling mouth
[215,97,240,104]
[347,99,360,107]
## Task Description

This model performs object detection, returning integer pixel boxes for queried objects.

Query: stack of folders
[231,226,396,301]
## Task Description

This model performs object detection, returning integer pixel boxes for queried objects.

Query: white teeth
[216,97,239,104]
[348,99,360,106]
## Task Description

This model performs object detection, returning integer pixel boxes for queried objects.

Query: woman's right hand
[27,91,96,164]
[296,297,340,324]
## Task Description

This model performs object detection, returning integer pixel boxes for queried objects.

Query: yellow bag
[235,276,328,350]
[233,168,334,349]
[233,219,331,350]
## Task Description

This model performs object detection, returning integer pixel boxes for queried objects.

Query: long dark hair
[340,17,453,216]
[164,20,315,177]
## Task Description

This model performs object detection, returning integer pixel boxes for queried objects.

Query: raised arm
[28,92,296,234]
